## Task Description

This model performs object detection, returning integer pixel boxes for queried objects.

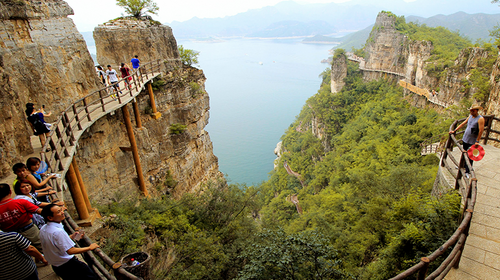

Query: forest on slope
[94,15,472,280]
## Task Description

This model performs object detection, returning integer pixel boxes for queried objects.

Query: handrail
[391,115,500,279]
[39,59,170,279]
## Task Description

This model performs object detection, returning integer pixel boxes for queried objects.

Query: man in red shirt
[0,183,43,252]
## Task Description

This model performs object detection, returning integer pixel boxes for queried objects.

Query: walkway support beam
[132,99,142,128]
[66,162,90,220]
[71,157,92,211]
[147,82,162,119]
[122,104,148,196]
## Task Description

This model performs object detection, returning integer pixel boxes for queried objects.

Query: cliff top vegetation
[115,0,159,19]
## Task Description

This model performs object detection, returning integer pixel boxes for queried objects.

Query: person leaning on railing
[449,105,485,177]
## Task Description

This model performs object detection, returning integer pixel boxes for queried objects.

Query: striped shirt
[0,231,36,280]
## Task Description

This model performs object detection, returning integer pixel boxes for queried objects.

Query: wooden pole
[147,82,162,119]
[66,162,90,220]
[132,99,142,128]
[71,157,92,211]
[122,104,148,196]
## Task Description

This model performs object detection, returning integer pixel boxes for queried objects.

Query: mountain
[336,12,500,51]
[406,12,500,41]
[167,0,498,39]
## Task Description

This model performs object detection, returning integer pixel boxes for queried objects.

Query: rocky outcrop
[0,0,98,178]
[69,21,221,203]
[75,67,221,202]
[93,19,181,67]
[330,53,347,93]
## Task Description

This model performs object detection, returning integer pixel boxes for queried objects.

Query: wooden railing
[40,59,163,188]
[39,59,170,279]
[420,135,447,155]
[391,115,500,280]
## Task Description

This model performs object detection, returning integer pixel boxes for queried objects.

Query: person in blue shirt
[131,55,140,73]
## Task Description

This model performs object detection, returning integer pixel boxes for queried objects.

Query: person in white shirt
[39,204,100,280]
[106,65,121,98]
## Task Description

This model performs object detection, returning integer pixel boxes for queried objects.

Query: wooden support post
[122,104,148,196]
[132,100,142,128]
[72,157,92,211]
[66,162,90,220]
[147,82,162,119]
[418,257,430,280]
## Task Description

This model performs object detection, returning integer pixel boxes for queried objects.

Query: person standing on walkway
[106,65,121,99]
[119,62,132,89]
[0,231,47,280]
[131,55,140,73]
[39,203,100,280]
[26,103,52,148]
[449,105,485,177]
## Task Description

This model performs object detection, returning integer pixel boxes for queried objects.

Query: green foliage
[319,67,331,86]
[470,68,491,102]
[178,45,200,66]
[115,0,159,19]
[151,77,165,91]
[237,229,348,280]
[333,48,346,59]
[169,123,187,134]
[189,81,204,98]
[258,73,458,278]
[99,180,260,280]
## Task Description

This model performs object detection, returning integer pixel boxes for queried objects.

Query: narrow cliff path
[283,161,304,215]
[442,144,500,280]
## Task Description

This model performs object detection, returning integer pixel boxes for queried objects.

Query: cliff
[93,18,181,67]
[0,0,98,178]
[336,12,498,114]
[330,52,347,93]
[73,20,221,202]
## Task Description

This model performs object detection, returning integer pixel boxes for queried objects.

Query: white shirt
[106,69,118,83]
[39,222,75,266]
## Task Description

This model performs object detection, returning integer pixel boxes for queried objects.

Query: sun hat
[468,144,485,161]
[468,104,483,111]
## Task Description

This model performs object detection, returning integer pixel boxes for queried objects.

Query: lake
[177,39,333,185]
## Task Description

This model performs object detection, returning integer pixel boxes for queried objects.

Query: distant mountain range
[168,0,498,39]
[336,12,500,50]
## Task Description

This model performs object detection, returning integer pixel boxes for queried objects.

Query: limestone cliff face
[341,12,497,113]
[0,0,97,178]
[330,53,347,93]
[93,19,181,67]
[73,22,221,203]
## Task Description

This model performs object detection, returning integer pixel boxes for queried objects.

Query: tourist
[25,103,52,148]
[26,157,53,202]
[449,104,485,177]
[40,203,100,280]
[119,62,132,89]
[96,66,106,86]
[106,65,121,98]
[13,162,57,203]
[0,183,43,252]
[0,231,47,280]
[131,55,140,73]
[13,180,61,229]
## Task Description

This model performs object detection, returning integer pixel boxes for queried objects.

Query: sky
[66,0,356,32]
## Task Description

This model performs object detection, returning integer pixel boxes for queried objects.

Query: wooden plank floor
[444,144,500,280]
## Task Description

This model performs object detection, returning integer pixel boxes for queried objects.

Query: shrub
[178,45,200,66]
[169,123,187,134]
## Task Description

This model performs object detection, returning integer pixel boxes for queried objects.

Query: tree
[116,0,159,19]
[178,45,200,66]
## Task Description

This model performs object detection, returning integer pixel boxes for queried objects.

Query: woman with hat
[449,104,485,177]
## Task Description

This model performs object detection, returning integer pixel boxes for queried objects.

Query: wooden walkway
[444,144,500,280]
[0,61,164,280]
